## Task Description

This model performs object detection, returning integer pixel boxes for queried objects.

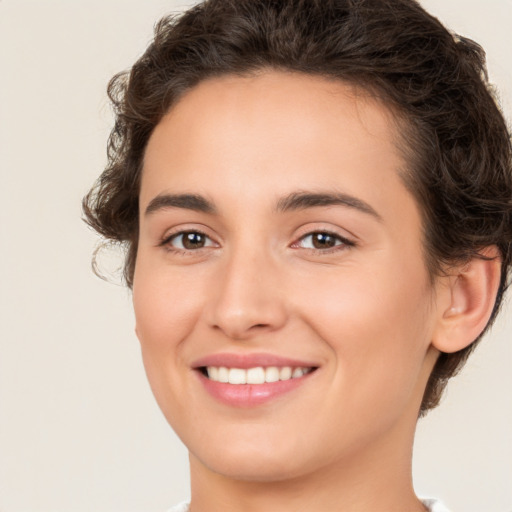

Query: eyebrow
[144,190,381,220]
[145,193,216,215]
[275,191,382,220]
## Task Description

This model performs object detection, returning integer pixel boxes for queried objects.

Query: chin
[198,451,312,483]
[186,428,319,483]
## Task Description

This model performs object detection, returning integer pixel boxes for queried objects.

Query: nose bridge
[207,238,287,339]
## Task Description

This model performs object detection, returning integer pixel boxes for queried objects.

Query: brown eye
[296,231,352,251]
[168,231,214,250]
[311,233,338,249]
[183,232,206,249]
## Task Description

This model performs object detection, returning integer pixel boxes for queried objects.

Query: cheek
[133,261,204,349]
[132,259,206,408]
[294,256,434,406]
[298,256,431,337]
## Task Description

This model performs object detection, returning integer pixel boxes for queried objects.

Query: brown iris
[311,232,338,249]
[181,232,207,249]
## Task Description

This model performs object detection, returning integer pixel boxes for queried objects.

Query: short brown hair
[83,0,512,414]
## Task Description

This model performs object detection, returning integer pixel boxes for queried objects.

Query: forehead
[142,71,408,200]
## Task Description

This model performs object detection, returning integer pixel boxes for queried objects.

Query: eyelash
[292,231,355,254]
[159,230,355,255]
[159,229,215,255]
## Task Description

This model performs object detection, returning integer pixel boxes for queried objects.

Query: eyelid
[159,226,219,250]
[169,232,215,248]
[301,231,344,244]
[293,230,354,247]
[292,222,356,244]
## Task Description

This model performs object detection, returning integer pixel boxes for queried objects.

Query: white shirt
[167,498,451,511]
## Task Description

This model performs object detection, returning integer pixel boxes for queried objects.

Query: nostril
[206,288,288,339]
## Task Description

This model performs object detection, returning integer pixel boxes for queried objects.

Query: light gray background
[0,1,511,511]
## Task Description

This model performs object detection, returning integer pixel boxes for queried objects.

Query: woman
[83,1,512,510]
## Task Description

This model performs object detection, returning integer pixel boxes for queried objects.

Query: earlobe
[432,246,502,354]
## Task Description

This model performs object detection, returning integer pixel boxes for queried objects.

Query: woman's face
[134,72,441,481]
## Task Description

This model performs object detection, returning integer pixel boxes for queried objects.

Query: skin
[132,71,494,511]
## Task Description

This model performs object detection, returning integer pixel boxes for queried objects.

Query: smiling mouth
[199,366,317,384]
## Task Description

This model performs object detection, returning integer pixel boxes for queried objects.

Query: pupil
[183,232,205,249]
[313,233,335,249]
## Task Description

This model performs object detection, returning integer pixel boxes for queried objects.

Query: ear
[432,246,502,354]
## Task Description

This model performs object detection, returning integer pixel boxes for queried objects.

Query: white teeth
[207,366,219,381]
[279,366,292,380]
[265,366,280,383]
[204,365,313,384]
[292,368,305,378]
[228,368,247,384]
[247,367,265,384]
[218,367,229,383]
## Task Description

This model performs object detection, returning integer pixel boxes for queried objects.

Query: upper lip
[191,352,319,369]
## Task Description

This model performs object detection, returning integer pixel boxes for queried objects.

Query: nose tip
[206,254,288,340]
[211,308,281,340]
[209,289,288,340]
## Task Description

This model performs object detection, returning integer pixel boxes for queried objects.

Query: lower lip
[196,371,315,407]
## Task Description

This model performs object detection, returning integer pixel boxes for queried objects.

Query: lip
[191,352,318,369]
[192,352,319,408]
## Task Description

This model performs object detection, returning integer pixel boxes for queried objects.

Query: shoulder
[167,499,449,512]
[421,497,452,512]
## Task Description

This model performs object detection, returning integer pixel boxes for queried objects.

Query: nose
[205,246,288,340]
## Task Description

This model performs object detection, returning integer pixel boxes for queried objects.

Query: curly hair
[83,0,512,414]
